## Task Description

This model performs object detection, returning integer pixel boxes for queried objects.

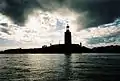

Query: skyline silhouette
[0,25,120,54]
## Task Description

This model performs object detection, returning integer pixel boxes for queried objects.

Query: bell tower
[64,24,72,45]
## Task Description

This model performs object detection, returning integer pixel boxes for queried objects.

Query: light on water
[0,53,120,81]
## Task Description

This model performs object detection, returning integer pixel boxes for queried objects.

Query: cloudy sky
[0,0,120,50]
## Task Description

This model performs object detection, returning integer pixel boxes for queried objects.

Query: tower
[64,25,72,45]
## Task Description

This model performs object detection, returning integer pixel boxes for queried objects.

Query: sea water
[0,53,120,81]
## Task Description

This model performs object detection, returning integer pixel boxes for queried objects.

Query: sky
[0,0,120,50]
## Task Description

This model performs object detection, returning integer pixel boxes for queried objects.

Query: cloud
[67,0,120,28]
[1,11,120,48]
[86,34,120,48]
[1,4,120,49]
[0,0,65,25]
[0,0,120,29]
[82,18,120,47]
[0,10,79,49]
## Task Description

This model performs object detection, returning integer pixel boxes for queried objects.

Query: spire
[66,24,69,28]
[66,24,69,31]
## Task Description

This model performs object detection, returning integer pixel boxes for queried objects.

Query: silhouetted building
[65,25,72,45]
[0,24,95,54]
[42,45,47,48]
[80,42,82,47]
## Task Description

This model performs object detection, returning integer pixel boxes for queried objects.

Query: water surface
[0,53,120,81]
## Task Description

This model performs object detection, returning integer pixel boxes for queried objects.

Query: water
[0,53,120,81]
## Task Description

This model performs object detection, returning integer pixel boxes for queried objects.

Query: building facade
[64,25,72,45]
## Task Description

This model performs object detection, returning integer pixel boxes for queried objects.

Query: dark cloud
[87,31,120,45]
[0,0,120,28]
[69,0,120,29]
[88,36,116,44]
[0,0,64,25]
[1,27,10,35]
[0,0,40,25]
[0,23,10,34]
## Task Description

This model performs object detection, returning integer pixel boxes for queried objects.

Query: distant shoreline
[0,44,120,54]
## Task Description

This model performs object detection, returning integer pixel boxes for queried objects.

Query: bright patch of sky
[0,9,79,50]
[0,9,120,50]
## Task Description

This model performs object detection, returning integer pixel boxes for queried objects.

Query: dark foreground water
[0,53,120,81]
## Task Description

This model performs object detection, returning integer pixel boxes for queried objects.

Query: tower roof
[66,24,69,28]
[66,24,70,32]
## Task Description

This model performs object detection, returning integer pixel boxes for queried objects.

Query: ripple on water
[0,54,120,81]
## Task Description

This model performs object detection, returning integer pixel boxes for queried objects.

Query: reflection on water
[0,53,120,81]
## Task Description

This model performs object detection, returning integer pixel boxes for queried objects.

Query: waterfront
[0,53,120,81]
